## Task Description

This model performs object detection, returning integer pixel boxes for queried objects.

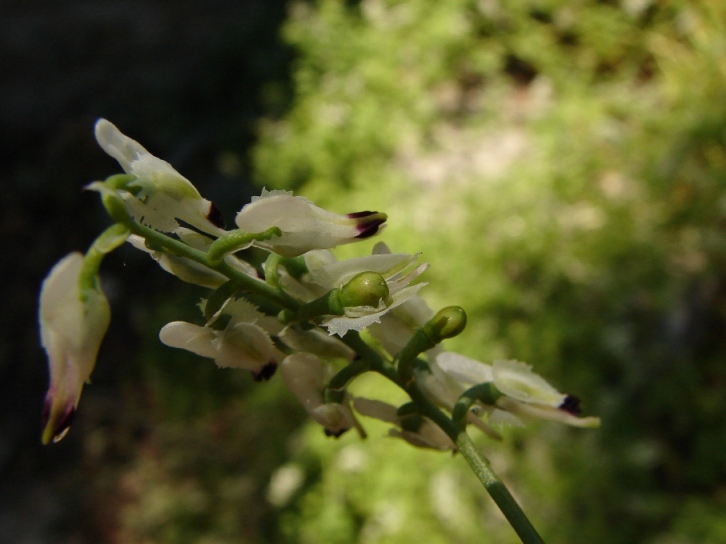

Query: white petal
[492,360,565,406]
[309,253,416,289]
[214,322,278,370]
[280,353,325,412]
[321,282,426,336]
[235,190,368,257]
[159,321,218,359]
[352,398,400,424]
[310,403,357,434]
[435,352,493,385]
[95,119,148,173]
[389,421,455,451]
[279,325,356,360]
[496,397,601,428]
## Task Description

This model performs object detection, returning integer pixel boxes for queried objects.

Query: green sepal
[104,173,139,193]
[78,224,131,296]
[452,383,503,431]
[278,256,308,279]
[297,289,345,322]
[207,227,283,265]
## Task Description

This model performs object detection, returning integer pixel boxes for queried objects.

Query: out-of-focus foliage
[249,0,726,542]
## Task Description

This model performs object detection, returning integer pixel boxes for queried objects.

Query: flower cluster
[38,119,599,450]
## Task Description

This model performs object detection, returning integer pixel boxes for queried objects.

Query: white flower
[279,353,363,437]
[427,352,600,428]
[127,228,259,288]
[305,243,429,336]
[234,189,386,257]
[159,298,283,380]
[353,398,455,451]
[39,253,110,444]
[93,119,225,236]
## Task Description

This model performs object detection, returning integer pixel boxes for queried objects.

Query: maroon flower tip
[324,427,350,438]
[42,393,53,431]
[54,405,77,441]
[347,211,376,219]
[42,391,77,444]
[558,394,582,416]
[207,202,226,229]
[355,219,386,239]
[253,362,278,382]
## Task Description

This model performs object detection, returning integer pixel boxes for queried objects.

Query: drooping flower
[39,253,110,444]
[93,119,225,236]
[421,352,600,428]
[353,398,455,451]
[159,297,284,380]
[127,228,259,288]
[279,352,363,437]
[303,243,429,336]
[234,189,387,257]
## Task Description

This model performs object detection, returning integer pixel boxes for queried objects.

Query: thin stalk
[126,219,299,312]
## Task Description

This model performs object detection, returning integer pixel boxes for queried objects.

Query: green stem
[207,227,282,265]
[455,433,544,544]
[410,386,544,544]
[79,223,130,294]
[124,219,298,312]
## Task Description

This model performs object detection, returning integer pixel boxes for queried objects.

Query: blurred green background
[4,0,726,542]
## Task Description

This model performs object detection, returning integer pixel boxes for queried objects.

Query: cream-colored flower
[40,253,110,444]
[427,352,601,428]
[159,298,283,380]
[93,119,225,236]
[235,189,386,257]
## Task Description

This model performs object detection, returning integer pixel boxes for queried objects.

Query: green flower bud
[339,271,390,308]
[423,306,467,342]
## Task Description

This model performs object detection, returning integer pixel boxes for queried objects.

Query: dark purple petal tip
[207,202,226,229]
[355,219,387,239]
[347,211,377,219]
[558,394,582,416]
[42,392,76,445]
[324,427,350,438]
[253,362,278,382]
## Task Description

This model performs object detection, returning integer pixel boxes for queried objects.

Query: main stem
[410,386,545,544]
[456,433,544,544]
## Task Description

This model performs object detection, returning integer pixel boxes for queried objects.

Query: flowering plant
[38,120,599,543]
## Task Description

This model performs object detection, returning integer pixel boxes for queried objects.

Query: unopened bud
[424,306,467,342]
[339,272,390,308]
